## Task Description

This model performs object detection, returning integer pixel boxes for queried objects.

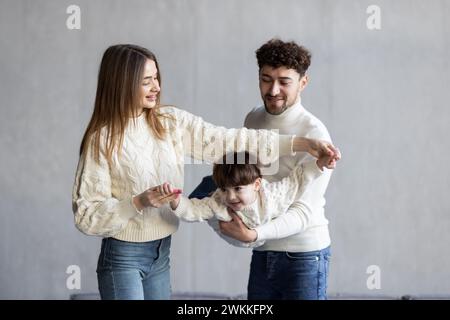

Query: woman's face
[139,59,160,112]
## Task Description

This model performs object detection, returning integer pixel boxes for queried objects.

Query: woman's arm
[72,143,141,237]
[175,108,339,166]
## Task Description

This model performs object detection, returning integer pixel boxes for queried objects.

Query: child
[157,152,325,247]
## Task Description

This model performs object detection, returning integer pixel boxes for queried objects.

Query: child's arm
[262,160,323,220]
[155,182,229,222]
[171,194,229,222]
[251,160,330,243]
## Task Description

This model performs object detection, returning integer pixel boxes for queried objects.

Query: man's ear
[254,178,262,191]
[300,74,309,91]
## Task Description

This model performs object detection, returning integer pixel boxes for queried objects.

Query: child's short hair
[212,152,262,188]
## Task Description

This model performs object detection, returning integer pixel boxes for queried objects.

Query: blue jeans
[96,236,171,300]
[247,246,331,300]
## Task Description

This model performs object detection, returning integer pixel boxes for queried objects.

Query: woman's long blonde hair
[79,44,169,164]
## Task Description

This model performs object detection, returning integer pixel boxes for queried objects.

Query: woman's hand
[293,137,341,169]
[133,183,182,211]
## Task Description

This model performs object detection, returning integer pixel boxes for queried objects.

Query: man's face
[259,65,308,115]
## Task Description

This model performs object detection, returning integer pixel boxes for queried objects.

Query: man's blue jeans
[96,236,171,300]
[247,246,331,300]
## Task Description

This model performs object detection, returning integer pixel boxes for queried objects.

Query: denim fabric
[247,246,331,300]
[96,236,171,300]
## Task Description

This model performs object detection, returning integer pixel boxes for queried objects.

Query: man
[191,39,337,300]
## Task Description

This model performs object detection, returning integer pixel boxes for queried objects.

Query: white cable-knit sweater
[245,99,333,252]
[172,160,321,247]
[72,106,295,242]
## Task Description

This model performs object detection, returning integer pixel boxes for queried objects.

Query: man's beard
[263,96,289,115]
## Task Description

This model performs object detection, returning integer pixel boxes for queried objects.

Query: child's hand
[307,139,341,169]
[155,182,182,210]
[316,149,340,170]
[133,183,182,210]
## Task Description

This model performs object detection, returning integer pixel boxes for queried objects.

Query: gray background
[1,0,449,299]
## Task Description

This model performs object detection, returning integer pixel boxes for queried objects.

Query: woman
[72,44,340,300]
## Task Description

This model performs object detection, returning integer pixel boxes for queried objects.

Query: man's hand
[219,209,258,243]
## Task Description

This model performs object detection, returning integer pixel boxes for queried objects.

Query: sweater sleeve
[176,108,295,164]
[262,160,322,220]
[72,140,141,237]
[171,191,230,222]
[254,162,332,242]
[206,218,263,248]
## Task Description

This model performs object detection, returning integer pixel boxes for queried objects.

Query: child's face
[220,179,261,212]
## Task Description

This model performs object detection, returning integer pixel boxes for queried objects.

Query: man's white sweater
[72,106,295,242]
[246,99,333,252]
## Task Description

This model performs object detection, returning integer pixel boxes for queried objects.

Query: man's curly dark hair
[256,39,311,77]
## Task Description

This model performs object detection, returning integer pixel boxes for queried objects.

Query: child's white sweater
[171,161,321,247]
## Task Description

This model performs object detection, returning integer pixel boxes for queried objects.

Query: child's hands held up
[306,139,341,170]
[316,147,341,171]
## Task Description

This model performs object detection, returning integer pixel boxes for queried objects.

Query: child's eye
[234,187,242,191]
[220,188,226,192]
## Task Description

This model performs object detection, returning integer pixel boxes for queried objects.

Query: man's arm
[207,217,262,248]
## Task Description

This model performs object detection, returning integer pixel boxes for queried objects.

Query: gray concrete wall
[1,0,449,299]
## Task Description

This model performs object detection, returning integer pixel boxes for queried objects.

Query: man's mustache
[264,95,285,100]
